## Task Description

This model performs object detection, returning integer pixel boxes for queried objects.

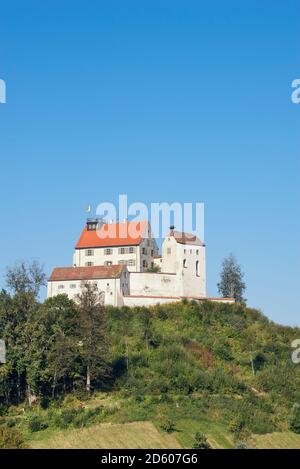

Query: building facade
[48,219,234,307]
[73,219,158,272]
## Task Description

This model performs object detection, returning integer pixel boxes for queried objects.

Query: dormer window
[183,259,187,268]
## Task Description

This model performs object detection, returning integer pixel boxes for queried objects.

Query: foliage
[0,425,28,448]
[217,254,246,304]
[146,264,161,273]
[290,404,300,434]
[1,263,300,446]
[27,414,48,432]
[6,260,46,297]
[192,432,211,449]
[158,416,176,433]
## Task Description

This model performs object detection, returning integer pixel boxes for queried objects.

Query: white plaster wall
[47,271,129,307]
[161,236,206,298]
[161,236,177,273]
[129,272,179,297]
[176,243,206,298]
[73,247,139,272]
[73,236,158,273]
[123,296,180,307]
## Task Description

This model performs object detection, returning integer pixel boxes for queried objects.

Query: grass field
[251,431,300,449]
[173,419,234,449]
[29,421,181,449]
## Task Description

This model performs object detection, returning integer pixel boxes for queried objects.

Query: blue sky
[0,0,299,325]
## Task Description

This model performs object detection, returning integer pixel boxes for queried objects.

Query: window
[151,249,154,256]
[143,260,148,268]
[58,284,65,289]
[86,249,94,256]
[104,261,112,266]
[87,223,97,231]
[196,260,200,277]
[119,259,136,266]
[142,247,147,255]
[151,262,154,268]
[85,261,94,266]
[196,249,199,255]
[70,284,76,289]
[104,248,113,255]
[184,249,186,254]
[119,247,128,254]
[183,259,187,268]
[129,246,135,253]
[167,248,171,255]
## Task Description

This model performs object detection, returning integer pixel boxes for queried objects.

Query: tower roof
[169,231,205,246]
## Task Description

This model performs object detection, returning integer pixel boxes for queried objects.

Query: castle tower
[161,228,206,298]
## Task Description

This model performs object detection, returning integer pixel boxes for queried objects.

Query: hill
[1,297,300,448]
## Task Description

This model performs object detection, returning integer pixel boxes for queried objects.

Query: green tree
[76,282,111,395]
[6,260,46,297]
[217,254,246,304]
[26,295,79,399]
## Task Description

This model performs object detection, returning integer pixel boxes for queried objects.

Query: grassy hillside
[2,299,300,448]
[252,432,300,449]
[29,421,181,449]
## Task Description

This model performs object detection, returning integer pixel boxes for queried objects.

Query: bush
[192,432,211,449]
[40,396,50,409]
[28,414,48,432]
[290,404,300,434]
[56,408,78,428]
[157,416,176,433]
[229,417,245,435]
[0,425,28,448]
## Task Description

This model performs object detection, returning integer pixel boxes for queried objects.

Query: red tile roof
[49,265,125,281]
[76,221,149,249]
[170,231,205,246]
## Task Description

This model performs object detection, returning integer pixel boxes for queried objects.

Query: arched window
[196,260,200,277]
[183,259,187,268]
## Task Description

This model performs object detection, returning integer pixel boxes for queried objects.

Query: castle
[47,219,234,306]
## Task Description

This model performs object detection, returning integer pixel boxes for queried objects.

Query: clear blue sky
[0,1,299,325]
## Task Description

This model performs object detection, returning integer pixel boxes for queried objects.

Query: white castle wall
[47,269,129,307]
[129,272,179,297]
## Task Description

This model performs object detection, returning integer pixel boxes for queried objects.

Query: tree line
[0,261,110,408]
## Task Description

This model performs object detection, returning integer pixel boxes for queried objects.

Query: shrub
[28,414,48,432]
[192,432,211,449]
[40,396,50,409]
[229,416,245,435]
[290,404,300,434]
[56,408,78,428]
[0,426,28,448]
[157,416,176,433]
